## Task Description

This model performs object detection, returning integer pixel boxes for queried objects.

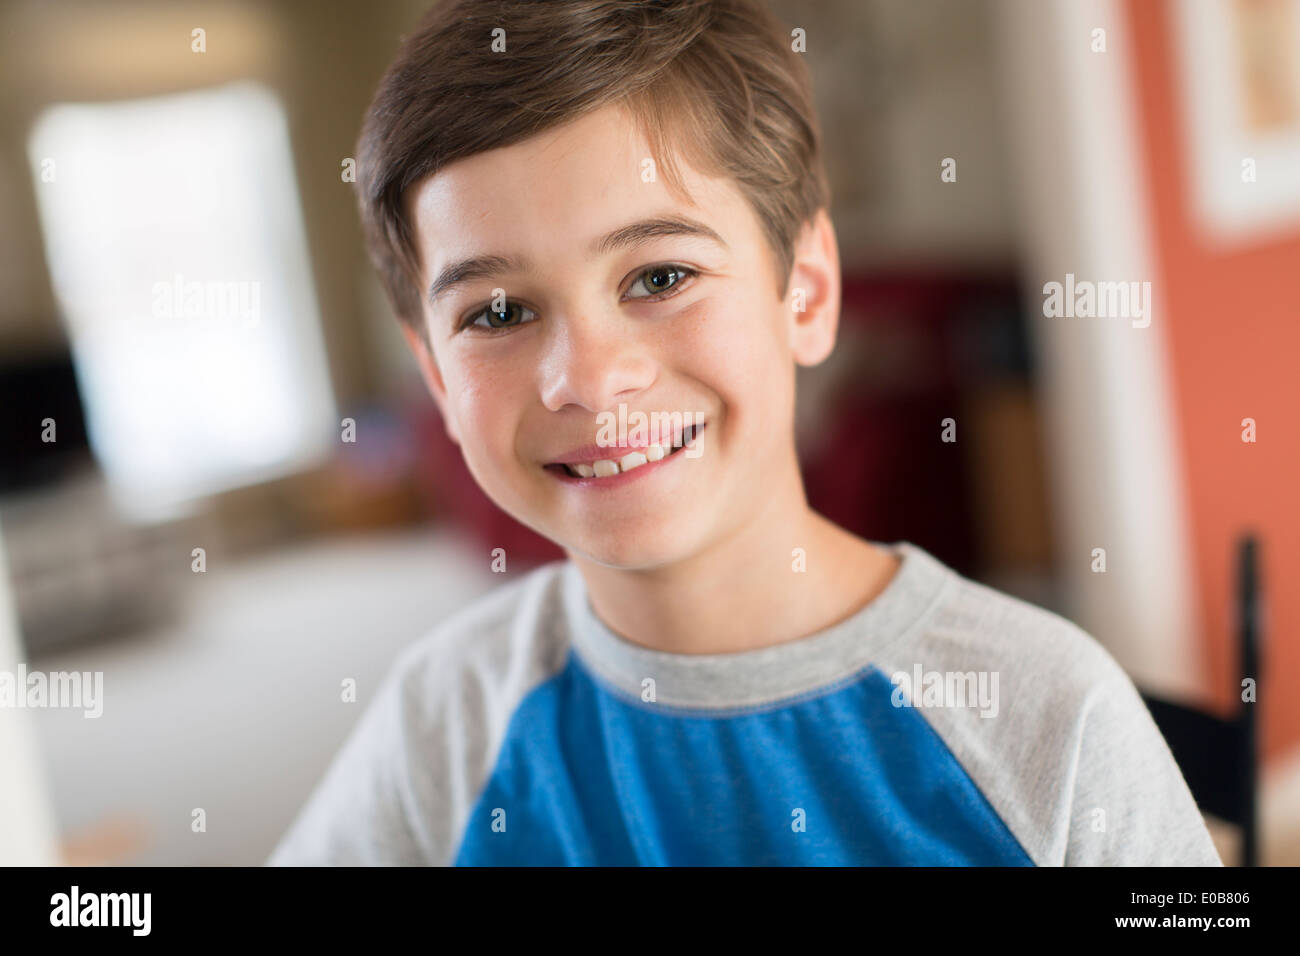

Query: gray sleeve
[873,571,1225,867]
[1063,670,1224,866]
[265,565,571,867]
[265,658,434,866]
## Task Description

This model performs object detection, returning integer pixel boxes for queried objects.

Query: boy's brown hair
[356,0,831,351]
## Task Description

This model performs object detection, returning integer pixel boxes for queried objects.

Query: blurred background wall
[0,0,1295,865]
[1126,0,1300,759]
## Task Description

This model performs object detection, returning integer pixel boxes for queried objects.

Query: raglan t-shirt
[267,540,1223,866]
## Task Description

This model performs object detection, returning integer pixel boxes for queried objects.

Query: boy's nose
[537,313,657,414]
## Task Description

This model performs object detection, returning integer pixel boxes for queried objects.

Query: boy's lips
[542,421,707,485]
[545,419,707,466]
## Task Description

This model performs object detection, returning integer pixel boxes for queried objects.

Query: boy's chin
[564,533,699,573]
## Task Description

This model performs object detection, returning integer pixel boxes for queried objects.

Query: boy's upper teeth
[561,423,701,478]
[568,442,668,478]
[569,439,691,478]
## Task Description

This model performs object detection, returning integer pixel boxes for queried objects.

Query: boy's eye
[458,264,698,333]
[626,264,696,299]
[463,302,539,332]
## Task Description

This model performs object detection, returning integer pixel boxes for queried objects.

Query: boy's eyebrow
[426,215,727,306]
[591,215,726,258]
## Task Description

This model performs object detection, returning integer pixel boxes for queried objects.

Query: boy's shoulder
[886,545,1129,698]
[879,544,1218,865]
[378,556,578,770]
[389,557,574,702]
[266,559,575,866]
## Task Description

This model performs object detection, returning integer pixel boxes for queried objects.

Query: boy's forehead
[409,104,739,270]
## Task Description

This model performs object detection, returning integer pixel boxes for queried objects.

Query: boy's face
[404,102,839,570]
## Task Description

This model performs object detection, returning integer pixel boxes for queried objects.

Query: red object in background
[798,269,1022,578]
[801,388,977,575]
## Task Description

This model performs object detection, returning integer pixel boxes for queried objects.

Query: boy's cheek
[454,436,533,521]
[454,403,538,490]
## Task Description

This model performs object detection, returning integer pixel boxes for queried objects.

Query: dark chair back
[1140,534,1260,866]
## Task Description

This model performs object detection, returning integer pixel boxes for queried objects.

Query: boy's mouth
[544,421,707,481]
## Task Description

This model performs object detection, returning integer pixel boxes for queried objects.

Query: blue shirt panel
[453,649,1034,866]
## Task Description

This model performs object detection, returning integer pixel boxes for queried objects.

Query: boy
[269,0,1222,866]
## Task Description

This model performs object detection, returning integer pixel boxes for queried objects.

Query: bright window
[27,81,337,521]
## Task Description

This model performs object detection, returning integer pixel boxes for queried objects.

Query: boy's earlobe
[401,320,462,446]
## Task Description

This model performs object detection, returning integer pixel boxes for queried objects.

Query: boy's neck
[567,469,901,656]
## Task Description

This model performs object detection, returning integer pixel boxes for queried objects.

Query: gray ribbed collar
[562,540,953,712]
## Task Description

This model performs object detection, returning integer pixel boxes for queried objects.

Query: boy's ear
[401,320,461,446]
[785,207,842,368]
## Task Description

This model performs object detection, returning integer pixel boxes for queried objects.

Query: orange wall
[1126,0,1300,761]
